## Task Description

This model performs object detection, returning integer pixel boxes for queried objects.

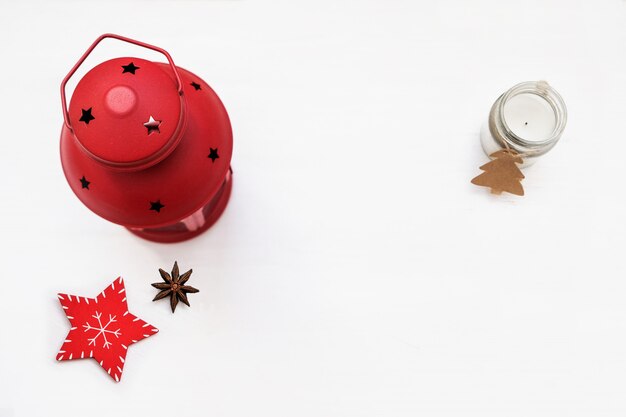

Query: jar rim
[491,81,567,157]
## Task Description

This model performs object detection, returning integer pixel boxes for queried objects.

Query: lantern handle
[60,33,184,131]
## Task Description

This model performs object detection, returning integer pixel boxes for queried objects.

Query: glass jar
[479,81,567,167]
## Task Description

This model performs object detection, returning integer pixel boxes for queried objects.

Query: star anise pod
[151,261,199,313]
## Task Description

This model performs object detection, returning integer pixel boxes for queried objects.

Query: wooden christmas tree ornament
[471,150,525,196]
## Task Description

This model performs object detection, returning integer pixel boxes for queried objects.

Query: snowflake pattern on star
[83,311,121,349]
[56,277,158,382]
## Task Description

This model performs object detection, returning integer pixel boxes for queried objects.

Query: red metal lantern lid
[68,57,185,170]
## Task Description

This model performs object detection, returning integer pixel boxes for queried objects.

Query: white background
[1,0,625,416]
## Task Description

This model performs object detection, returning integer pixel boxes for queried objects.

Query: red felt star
[56,277,158,382]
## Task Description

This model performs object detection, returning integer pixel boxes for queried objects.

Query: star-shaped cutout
[149,200,164,213]
[121,62,140,74]
[208,148,219,162]
[56,278,158,382]
[152,261,199,313]
[79,108,95,125]
[80,176,90,190]
[143,116,161,135]
[190,81,202,91]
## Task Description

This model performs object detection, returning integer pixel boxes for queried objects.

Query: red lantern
[60,34,233,243]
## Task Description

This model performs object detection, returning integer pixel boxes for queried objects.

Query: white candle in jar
[480,81,567,167]
[502,93,556,142]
